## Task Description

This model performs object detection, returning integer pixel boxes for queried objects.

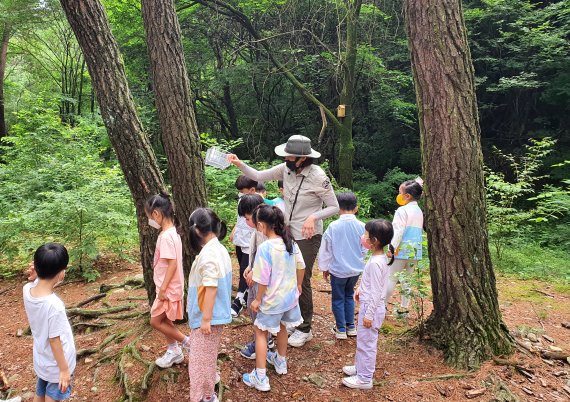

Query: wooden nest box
[337,104,346,118]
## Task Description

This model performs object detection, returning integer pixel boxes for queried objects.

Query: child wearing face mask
[385,178,424,317]
[341,219,394,390]
[145,192,189,369]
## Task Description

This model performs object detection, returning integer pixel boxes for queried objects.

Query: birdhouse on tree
[337,104,346,118]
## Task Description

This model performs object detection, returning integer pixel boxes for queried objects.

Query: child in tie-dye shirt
[242,205,305,392]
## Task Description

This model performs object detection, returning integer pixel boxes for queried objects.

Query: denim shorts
[36,377,72,400]
[254,304,303,335]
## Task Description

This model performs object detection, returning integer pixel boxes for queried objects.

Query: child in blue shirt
[318,192,367,339]
[264,180,285,213]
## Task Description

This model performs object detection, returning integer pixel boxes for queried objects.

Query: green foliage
[200,132,244,152]
[354,167,417,218]
[394,256,430,336]
[493,239,570,283]
[204,165,239,236]
[465,0,570,147]
[485,137,557,259]
[0,106,137,280]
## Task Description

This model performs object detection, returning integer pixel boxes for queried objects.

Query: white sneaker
[347,327,357,337]
[288,330,313,347]
[155,349,184,368]
[342,375,373,390]
[343,365,357,376]
[333,326,348,340]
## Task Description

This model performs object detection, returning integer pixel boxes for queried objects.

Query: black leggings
[235,246,250,294]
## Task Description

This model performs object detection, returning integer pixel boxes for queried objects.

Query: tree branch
[194,0,343,131]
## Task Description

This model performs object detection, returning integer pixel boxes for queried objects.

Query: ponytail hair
[253,204,294,254]
[145,191,174,217]
[387,244,395,266]
[188,208,227,253]
[145,191,181,230]
[402,178,423,200]
[364,219,395,266]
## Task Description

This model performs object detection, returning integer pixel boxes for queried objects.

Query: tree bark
[0,23,10,139]
[141,0,208,281]
[405,0,512,369]
[59,0,166,304]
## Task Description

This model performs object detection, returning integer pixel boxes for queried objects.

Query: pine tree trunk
[0,24,10,139]
[405,0,512,369]
[59,0,166,304]
[141,0,208,281]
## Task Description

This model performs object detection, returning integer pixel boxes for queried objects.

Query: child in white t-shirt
[230,175,259,317]
[23,243,76,402]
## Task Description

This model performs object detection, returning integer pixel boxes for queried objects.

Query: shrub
[354,167,417,218]
[0,106,137,279]
[485,137,557,259]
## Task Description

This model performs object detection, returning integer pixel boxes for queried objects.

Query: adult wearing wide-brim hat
[228,135,339,347]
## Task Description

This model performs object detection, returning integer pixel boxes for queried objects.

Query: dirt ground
[0,256,569,402]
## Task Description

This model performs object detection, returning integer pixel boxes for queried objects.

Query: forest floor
[0,256,569,402]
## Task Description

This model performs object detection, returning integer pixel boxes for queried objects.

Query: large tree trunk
[59,0,166,304]
[337,0,362,189]
[405,0,512,369]
[141,0,208,281]
[0,24,10,139]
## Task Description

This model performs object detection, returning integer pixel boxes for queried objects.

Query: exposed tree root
[75,293,106,308]
[120,296,148,301]
[108,311,149,320]
[115,328,177,401]
[417,373,474,382]
[488,375,519,402]
[76,329,134,358]
[72,321,113,332]
[99,278,144,294]
[67,304,135,319]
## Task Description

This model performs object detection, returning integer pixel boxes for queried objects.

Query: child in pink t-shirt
[145,192,189,368]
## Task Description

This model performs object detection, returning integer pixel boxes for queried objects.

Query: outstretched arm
[228,154,285,182]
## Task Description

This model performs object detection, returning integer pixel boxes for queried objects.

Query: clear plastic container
[205,147,231,170]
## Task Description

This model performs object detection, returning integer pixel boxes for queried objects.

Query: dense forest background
[1,0,569,282]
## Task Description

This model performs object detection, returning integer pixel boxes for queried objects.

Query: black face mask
[285,159,298,172]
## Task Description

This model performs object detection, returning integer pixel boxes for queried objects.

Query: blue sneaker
[267,336,275,350]
[266,351,287,375]
[242,369,270,391]
[240,342,256,360]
